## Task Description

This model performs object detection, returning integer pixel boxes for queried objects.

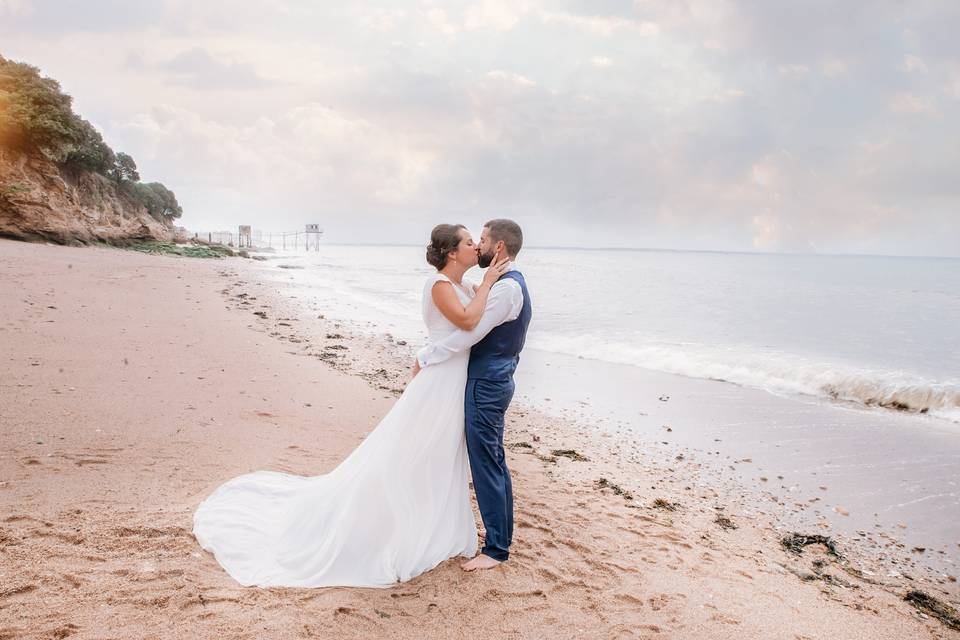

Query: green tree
[63,118,116,175]
[0,55,83,159]
[144,182,182,219]
[131,181,183,220]
[110,152,140,184]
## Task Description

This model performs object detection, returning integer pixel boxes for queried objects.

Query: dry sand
[1,238,957,639]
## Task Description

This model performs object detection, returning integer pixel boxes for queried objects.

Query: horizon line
[312,241,960,260]
[180,231,959,260]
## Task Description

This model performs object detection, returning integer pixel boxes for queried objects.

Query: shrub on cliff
[130,181,182,221]
[109,152,140,184]
[63,118,116,175]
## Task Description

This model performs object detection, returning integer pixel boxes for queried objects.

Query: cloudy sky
[2,1,958,256]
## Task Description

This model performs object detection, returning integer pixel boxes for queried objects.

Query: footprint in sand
[46,623,80,639]
[332,606,375,624]
[537,567,562,583]
[31,528,84,545]
[180,591,243,611]
[4,514,37,524]
[61,574,82,589]
[482,588,547,603]
[613,592,645,606]
[709,612,742,625]
[75,458,109,467]
[648,592,686,611]
[0,583,38,600]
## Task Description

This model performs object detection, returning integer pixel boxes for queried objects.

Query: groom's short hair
[485,219,523,257]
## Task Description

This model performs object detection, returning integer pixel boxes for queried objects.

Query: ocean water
[256,245,960,424]
[251,244,960,566]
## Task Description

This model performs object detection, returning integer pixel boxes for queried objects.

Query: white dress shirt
[417,263,524,368]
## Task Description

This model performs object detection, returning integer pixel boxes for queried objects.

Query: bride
[193,224,510,587]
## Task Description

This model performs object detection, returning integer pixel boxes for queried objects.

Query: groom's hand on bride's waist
[411,359,421,379]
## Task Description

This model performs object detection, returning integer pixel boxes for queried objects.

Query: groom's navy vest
[468,270,532,381]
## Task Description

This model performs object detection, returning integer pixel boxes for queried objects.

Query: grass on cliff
[1,182,28,198]
[127,241,235,259]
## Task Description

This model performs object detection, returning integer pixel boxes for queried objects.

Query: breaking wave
[528,334,960,423]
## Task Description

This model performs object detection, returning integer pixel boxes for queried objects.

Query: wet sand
[1,238,957,639]
[512,349,960,572]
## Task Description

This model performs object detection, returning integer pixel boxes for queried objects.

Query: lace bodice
[422,273,475,342]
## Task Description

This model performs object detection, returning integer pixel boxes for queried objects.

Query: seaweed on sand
[780,533,843,559]
[652,498,679,512]
[904,590,960,630]
[551,449,588,462]
[596,478,633,501]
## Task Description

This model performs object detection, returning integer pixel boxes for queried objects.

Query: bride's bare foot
[461,554,502,572]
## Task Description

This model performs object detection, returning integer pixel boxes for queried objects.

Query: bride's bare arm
[431,257,509,330]
[431,282,491,331]
[417,278,524,370]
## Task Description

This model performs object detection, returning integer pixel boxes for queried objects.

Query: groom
[415,219,532,571]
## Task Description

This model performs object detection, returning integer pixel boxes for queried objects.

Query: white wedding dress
[193,273,478,587]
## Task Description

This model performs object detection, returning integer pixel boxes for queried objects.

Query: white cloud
[484,69,536,87]
[901,54,928,74]
[944,78,960,99]
[424,8,459,36]
[0,0,30,15]
[777,64,810,76]
[750,213,785,249]
[357,7,406,32]
[540,11,659,37]
[820,56,853,77]
[464,0,527,31]
[116,102,439,212]
[0,0,29,14]
[711,87,745,102]
[750,156,782,189]
[889,92,936,115]
[421,1,530,35]
[859,140,889,154]
[590,55,613,68]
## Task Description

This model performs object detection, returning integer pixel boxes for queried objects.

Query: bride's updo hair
[425,224,466,270]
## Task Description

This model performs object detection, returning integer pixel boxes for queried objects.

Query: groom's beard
[478,249,495,268]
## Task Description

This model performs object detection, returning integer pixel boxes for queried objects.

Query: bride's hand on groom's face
[482,254,510,287]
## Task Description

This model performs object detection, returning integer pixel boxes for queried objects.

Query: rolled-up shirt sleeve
[417,279,523,368]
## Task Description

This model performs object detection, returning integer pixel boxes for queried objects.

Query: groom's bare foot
[461,554,502,572]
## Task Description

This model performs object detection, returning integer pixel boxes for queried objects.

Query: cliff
[1,53,180,246]
[0,148,174,246]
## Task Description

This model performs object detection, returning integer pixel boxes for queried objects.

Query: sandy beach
[1,238,957,639]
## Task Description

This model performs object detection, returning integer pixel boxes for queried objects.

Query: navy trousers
[464,378,515,561]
